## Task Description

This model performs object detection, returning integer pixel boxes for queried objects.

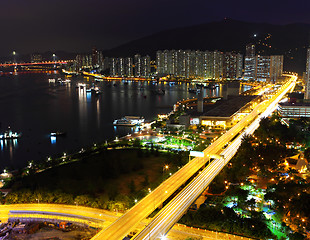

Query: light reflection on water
[0,73,251,170]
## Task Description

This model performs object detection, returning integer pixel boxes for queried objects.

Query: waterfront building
[141,55,151,77]
[212,51,224,80]
[107,55,150,77]
[174,50,186,78]
[155,49,232,80]
[76,54,92,70]
[125,57,134,77]
[222,52,243,80]
[110,58,118,76]
[118,58,125,77]
[134,54,142,77]
[244,44,256,81]
[75,48,104,72]
[305,48,310,100]
[180,95,258,128]
[156,50,174,76]
[92,47,99,67]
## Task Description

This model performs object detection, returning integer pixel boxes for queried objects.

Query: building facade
[270,55,284,83]
[256,55,271,82]
[244,44,256,81]
[305,48,310,100]
[156,49,241,80]
[278,103,310,118]
[244,44,283,82]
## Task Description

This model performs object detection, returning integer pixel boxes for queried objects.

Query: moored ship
[0,127,21,140]
[113,116,145,127]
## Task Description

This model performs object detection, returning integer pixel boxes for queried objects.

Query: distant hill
[103,19,310,74]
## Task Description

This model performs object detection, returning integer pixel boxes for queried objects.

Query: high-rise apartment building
[156,50,174,76]
[256,55,271,82]
[92,47,99,67]
[141,55,151,77]
[305,48,310,100]
[244,44,256,81]
[107,55,150,77]
[222,52,243,80]
[134,54,142,77]
[156,49,231,80]
[125,57,134,77]
[76,54,92,70]
[270,55,284,83]
[118,58,125,76]
[110,58,118,76]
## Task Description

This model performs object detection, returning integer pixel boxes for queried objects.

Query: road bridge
[0,61,71,67]
[132,75,296,240]
[92,75,296,239]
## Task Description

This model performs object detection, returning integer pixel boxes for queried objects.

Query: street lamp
[163,165,169,181]
[53,53,56,68]
[12,51,17,67]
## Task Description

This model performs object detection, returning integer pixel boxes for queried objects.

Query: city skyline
[2,0,310,57]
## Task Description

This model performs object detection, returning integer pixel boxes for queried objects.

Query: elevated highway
[132,75,296,239]
[92,75,296,239]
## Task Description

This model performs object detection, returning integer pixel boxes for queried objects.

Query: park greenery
[179,115,310,240]
[4,142,188,212]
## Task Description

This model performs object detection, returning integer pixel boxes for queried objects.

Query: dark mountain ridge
[103,19,310,74]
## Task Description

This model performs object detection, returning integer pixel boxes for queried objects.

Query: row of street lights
[9,51,57,63]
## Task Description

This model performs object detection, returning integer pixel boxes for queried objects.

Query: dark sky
[1,0,310,57]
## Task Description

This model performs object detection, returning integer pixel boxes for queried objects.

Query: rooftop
[188,95,257,118]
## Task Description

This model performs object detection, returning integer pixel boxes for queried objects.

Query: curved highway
[132,75,296,240]
[92,75,296,240]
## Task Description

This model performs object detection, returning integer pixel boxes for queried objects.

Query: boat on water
[77,83,86,89]
[188,88,201,93]
[50,131,66,137]
[58,79,71,84]
[48,78,56,83]
[0,127,21,140]
[113,116,145,127]
[86,86,102,95]
[113,118,137,127]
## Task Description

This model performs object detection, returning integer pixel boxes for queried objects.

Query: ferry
[113,116,145,127]
[0,127,21,140]
[58,79,71,84]
[113,118,137,127]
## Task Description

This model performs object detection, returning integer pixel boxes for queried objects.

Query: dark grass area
[9,148,168,196]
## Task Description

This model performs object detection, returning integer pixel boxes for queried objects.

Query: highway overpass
[92,75,296,240]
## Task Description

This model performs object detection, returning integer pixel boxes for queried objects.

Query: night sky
[1,0,310,57]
